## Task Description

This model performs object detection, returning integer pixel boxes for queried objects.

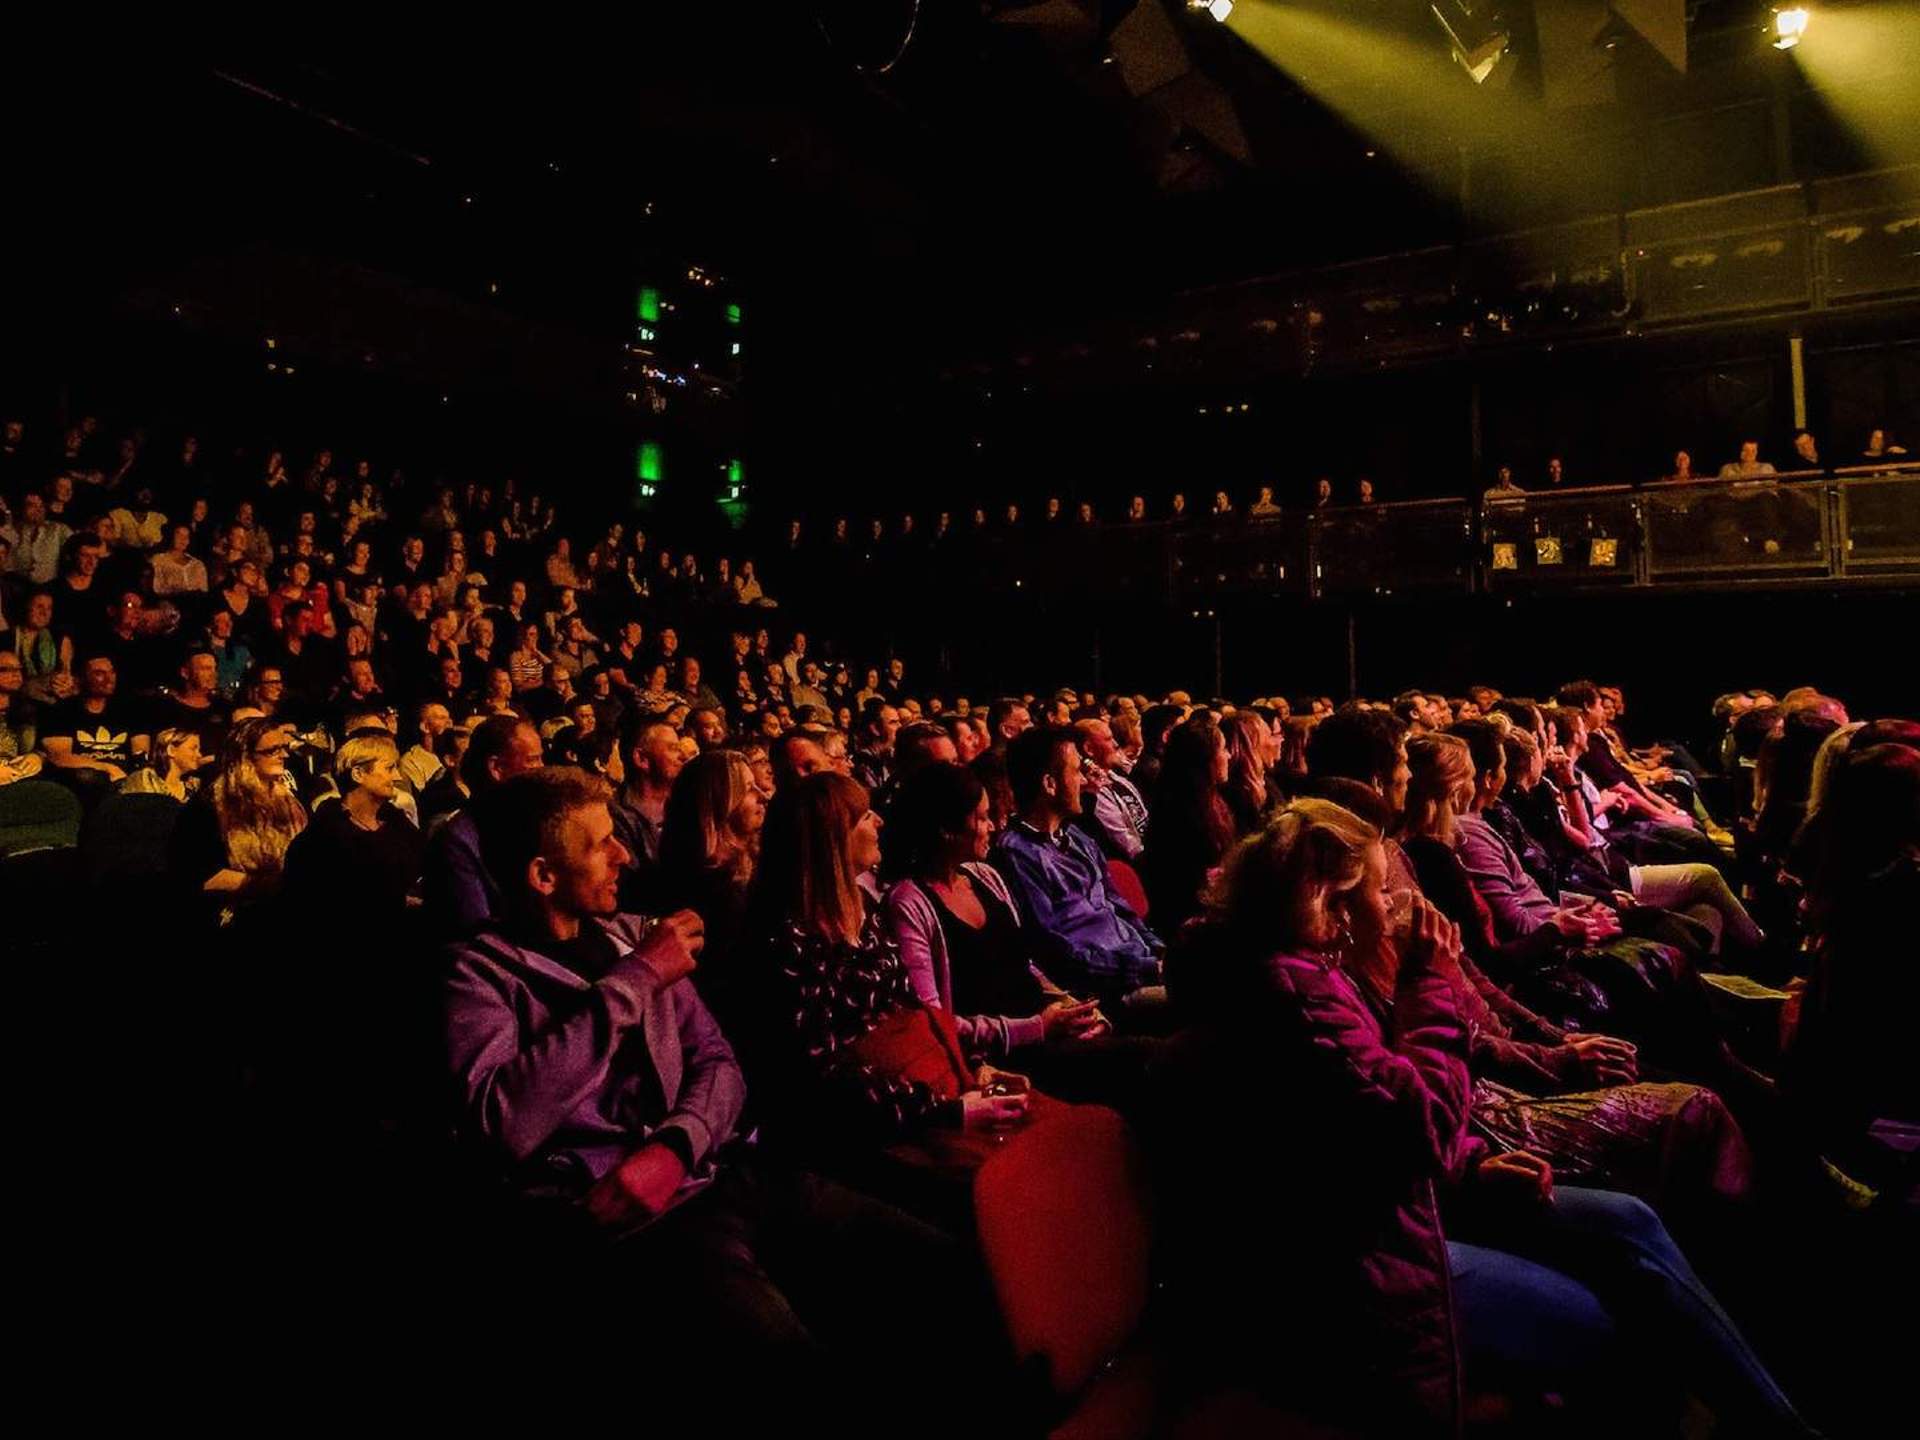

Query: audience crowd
[2,408,1913,1435]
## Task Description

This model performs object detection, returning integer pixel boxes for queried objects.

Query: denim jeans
[1450,1185,1808,1434]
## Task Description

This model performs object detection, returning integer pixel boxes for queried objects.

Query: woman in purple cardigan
[1153,799,1808,1436]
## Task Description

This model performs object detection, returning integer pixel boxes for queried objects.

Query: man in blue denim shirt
[992,726,1163,1003]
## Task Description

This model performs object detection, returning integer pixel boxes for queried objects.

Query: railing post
[1633,493,1651,587]
[1830,481,1847,580]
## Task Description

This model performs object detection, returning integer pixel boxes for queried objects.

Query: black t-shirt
[282,800,425,928]
[43,695,146,768]
[148,692,232,743]
[546,924,621,983]
[417,770,468,830]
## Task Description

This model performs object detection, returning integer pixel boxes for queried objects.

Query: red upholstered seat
[975,1105,1149,1404]
[1106,857,1150,920]
[976,1106,1363,1439]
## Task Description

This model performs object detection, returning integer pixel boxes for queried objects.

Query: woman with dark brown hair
[1138,713,1235,933]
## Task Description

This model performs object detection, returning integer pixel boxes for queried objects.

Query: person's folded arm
[445,945,672,1164]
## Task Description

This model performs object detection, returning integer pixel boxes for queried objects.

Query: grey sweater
[445,912,747,1203]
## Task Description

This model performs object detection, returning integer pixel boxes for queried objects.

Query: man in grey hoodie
[444,766,981,1402]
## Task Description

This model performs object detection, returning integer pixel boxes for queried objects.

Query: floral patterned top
[765,909,966,1143]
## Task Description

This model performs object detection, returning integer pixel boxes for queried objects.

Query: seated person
[1558,681,1725,870]
[40,652,151,792]
[522,661,580,726]
[165,716,307,930]
[883,763,1154,1110]
[1152,799,1807,1437]
[1137,714,1236,934]
[651,749,764,1006]
[1490,723,1763,958]
[1404,734,1740,1081]
[150,647,232,743]
[444,767,979,1400]
[990,727,1163,1008]
[416,722,472,830]
[397,701,453,797]
[1302,777,1753,1216]
[610,716,685,904]
[421,714,544,939]
[284,729,424,927]
[1785,736,1920,1202]
[1073,715,1149,860]
[739,771,1038,1225]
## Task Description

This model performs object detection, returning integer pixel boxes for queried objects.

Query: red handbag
[844,1002,977,1098]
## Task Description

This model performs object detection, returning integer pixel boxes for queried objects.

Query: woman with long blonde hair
[177,717,309,899]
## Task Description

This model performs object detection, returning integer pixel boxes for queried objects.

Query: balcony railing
[925,463,1919,607]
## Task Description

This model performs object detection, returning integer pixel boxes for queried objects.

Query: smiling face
[355,751,401,802]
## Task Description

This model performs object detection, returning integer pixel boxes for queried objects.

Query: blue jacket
[991,819,1162,996]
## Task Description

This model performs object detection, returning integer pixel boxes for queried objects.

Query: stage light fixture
[1535,536,1564,566]
[1188,0,1234,22]
[1491,542,1519,570]
[1589,537,1619,567]
[1431,1,1513,84]
[1773,7,1809,49]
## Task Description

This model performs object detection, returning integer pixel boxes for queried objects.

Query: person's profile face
[357,752,401,801]
[497,727,544,780]
[851,806,884,873]
[1053,746,1085,816]
[1334,842,1391,955]
[173,733,205,774]
[556,803,628,918]
[250,731,292,776]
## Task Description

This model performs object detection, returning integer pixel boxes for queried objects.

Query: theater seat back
[1106,858,1149,919]
[974,1105,1150,1402]
[0,780,82,858]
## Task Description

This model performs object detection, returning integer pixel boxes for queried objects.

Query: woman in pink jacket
[1154,799,1808,1436]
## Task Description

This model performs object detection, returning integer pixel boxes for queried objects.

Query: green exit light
[637,441,663,483]
[638,287,662,324]
[725,303,742,326]
[727,458,744,485]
